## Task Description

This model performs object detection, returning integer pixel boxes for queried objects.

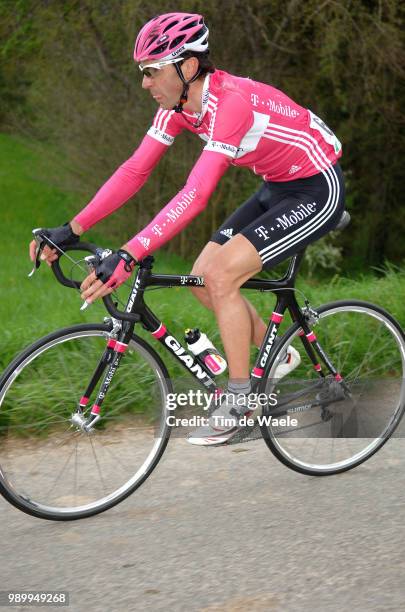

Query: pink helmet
[134,13,209,64]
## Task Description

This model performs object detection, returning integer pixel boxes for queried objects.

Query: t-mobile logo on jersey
[250,93,300,118]
[152,223,163,237]
[166,188,198,224]
[254,226,271,241]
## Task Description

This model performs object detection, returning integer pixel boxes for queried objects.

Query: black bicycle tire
[0,322,173,520]
[259,299,405,476]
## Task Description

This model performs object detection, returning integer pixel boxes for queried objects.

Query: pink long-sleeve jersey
[74,69,342,261]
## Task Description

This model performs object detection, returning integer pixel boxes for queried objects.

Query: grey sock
[227,380,252,396]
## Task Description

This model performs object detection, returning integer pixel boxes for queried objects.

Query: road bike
[0,212,404,520]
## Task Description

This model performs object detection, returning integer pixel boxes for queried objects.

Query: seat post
[284,248,307,283]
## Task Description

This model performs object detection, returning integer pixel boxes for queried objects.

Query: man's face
[141,63,183,110]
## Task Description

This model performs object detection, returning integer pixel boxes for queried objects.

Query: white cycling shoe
[187,346,301,446]
[187,397,253,446]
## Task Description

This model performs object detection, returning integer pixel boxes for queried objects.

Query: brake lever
[80,249,114,311]
[78,255,98,310]
[84,255,97,273]
[28,229,45,278]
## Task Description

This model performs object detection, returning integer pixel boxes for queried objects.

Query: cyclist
[29,12,345,446]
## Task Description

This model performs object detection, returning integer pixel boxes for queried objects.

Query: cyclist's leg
[190,183,272,348]
[189,165,345,444]
[203,163,345,381]
[189,241,220,310]
[190,241,267,348]
[203,235,263,380]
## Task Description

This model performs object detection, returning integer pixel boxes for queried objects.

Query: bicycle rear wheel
[259,300,405,475]
[0,323,172,520]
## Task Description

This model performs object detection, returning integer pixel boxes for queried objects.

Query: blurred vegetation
[1,132,404,382]
[1,0,404,272]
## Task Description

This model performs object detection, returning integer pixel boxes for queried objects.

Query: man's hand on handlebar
[29,221,83,266]
[80,249,137,305]
[29,222,138,306]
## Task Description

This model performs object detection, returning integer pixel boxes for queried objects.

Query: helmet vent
[163,19,180,33]
[179,20,198,31]
[150,41,169,55]
[188,27,207,43]
[169,35,186,49]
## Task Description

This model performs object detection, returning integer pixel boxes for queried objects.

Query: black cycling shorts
[211,163,345,269]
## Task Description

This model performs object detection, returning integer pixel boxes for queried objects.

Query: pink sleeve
[74,109,184,231]
[73,135,168,231]
[126,150,231,260]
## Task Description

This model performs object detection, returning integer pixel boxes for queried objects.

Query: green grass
[1,131,404,381]
[1,132,405,442]
[0,133,201,369]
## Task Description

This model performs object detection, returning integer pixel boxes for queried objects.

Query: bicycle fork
[70,320,133,433]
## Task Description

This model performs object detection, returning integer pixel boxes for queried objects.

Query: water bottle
[185,328,227,375]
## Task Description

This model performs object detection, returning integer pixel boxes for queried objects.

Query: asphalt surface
[2,431,405,612]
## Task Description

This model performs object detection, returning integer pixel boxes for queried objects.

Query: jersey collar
[182,73,211,125]
[199,72,211,121]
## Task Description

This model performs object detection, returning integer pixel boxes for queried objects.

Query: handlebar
[50,241,97,290]
[31,232,140,324]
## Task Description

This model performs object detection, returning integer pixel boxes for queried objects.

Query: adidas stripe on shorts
[211,163,345,269]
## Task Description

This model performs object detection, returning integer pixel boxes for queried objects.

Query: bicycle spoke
[91,435,130,474]
[43,441,79,500]
[260,302,405,474]
[347,356,402,382]
[0,325,170,519]
[346,338,396,381]
[86,435,107,496]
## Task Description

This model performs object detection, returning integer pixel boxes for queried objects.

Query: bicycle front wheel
[259,300,405,475]
[0,323,172,520]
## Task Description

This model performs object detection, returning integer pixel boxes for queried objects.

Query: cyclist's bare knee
[190,241,222,276]
[189,241,222,308]
[203,235,262,299]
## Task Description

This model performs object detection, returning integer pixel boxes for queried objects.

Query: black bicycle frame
[54,245,342,426]
[119,249,341,397]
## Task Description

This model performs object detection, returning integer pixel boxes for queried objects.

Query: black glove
[41,222,80,255]
[94,249,137,287]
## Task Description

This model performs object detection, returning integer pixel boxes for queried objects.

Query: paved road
[2,432,405,612]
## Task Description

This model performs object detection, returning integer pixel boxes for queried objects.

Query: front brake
[28,228,46,277]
